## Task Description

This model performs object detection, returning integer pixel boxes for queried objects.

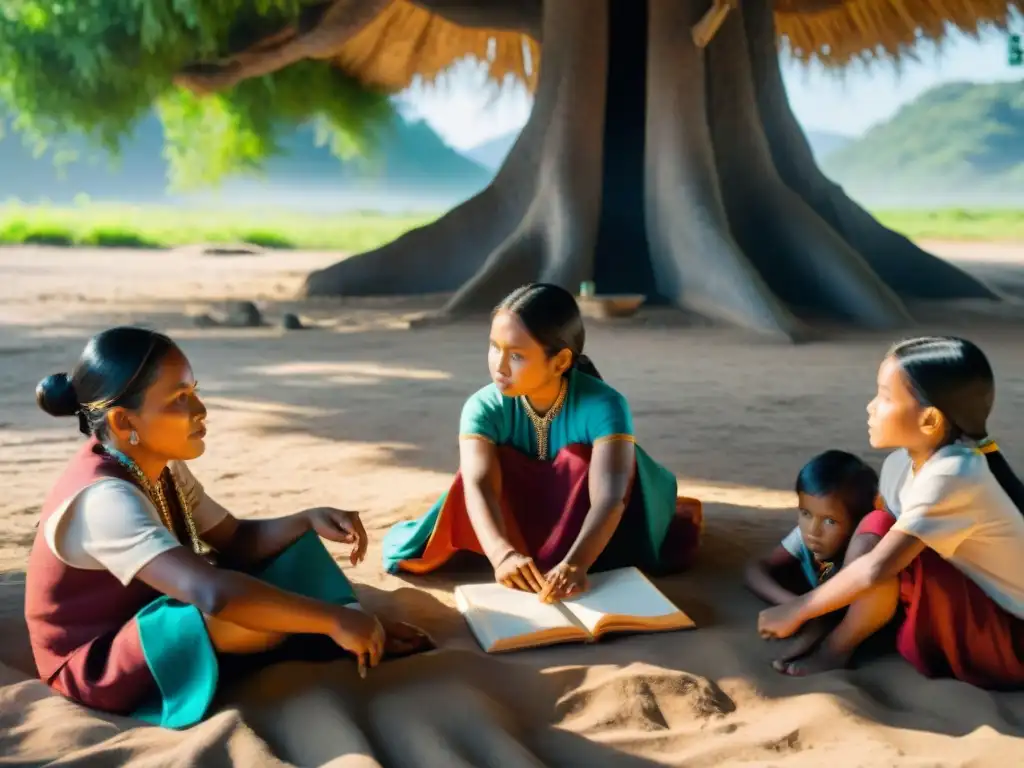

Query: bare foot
[775,618,832,665]
[379,619,436,659]
[772,646,851,676]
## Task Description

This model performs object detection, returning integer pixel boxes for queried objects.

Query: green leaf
[0,0,393,186]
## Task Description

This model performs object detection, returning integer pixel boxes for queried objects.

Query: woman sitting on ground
[25,326,428,729]
[758,336,1024,687]
[382,283,702,600]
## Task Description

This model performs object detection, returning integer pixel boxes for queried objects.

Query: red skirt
[857,510,1024,688]
[389,444,702,576]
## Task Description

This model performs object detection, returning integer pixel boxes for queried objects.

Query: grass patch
[0,203,1020,252]
[22,230,74,247]
[872,208,1024,242]
[240,231,296,250]
[78,228,162,249]
[0,203,438,251]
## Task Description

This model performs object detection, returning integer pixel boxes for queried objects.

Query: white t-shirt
[879,444,1024,619]
[44,461,228,587]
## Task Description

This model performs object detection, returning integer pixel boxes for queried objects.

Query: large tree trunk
[702,1,910,328]
[303,0,999,337]
[740,0,998,303]
[305,0,609,310]
[642,0,799,336]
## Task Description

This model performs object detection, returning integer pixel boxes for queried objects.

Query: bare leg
[774,616,837,665]
[203,614,287,655]
[773,532,891,674]
[378,618,436,658]
[203,612,432,658]
[775,577,900,676]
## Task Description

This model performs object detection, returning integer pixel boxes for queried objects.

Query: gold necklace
[104,446,211,557]
[519,378,568,460]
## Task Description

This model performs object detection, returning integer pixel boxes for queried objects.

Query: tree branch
[692,0,738,48]
[175,0,391,95]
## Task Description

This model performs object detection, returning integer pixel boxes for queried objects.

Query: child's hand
[539,561,589,603]
[495,552,545,592]
[758,601,805,639]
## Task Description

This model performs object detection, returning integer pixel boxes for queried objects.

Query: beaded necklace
[519,378,569,461]
[103,445,211,558]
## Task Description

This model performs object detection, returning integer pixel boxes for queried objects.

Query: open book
[455,567,695,653]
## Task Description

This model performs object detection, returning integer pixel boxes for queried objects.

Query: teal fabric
[133,597,217,729]
[382,493,448,574]
[781,526,821,588]
[133,531,357,728]
[382,372,679,574]
[633,444,681,564]
[458,369,634,456]
[256,530,359,606]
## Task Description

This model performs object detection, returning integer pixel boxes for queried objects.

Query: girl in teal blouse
[382,283,702,599]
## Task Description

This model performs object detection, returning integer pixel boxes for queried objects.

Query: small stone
[221,300,264,328]
[200,244,264,257]
[281,312,305,330]
[407,311,454,329]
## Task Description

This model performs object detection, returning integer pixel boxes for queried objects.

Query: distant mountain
[461,129,853,171]
[463,133,517,170]
[821,80,1024,207]
[0,114,492,212]
[459,81,1024,209]
[805,130,854,160]
[9,78,1019,213]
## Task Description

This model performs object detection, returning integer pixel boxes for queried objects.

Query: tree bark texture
[739,0,997,303]
[302,0,1000,337]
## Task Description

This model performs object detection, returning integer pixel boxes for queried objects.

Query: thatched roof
[329,1,541,91]
[178,0,1022,96]
[779,0,1022,64]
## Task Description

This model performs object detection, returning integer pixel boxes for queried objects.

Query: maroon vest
[25,439,182,706]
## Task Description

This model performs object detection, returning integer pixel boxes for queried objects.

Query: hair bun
[36,372,80,418]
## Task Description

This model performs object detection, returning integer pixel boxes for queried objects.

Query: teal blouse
[381,369,681,574]
[459,369,634,460]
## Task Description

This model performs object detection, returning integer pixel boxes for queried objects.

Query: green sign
[1011,34,1023,67]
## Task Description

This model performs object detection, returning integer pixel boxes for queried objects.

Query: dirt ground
[1,240,1023,767]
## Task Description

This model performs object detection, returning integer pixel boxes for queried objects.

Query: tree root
[740,0,999,304]
[289,0,991,340]
[706,6,910,329]
[308,0,608,316]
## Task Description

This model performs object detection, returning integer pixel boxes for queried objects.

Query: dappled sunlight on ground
[248,361,454,385]
[2,242,1024,765]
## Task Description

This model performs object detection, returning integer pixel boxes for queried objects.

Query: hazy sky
[399,23,1022,150]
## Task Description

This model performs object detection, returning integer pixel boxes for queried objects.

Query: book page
[455,582,584,652]
[561,567,694,635]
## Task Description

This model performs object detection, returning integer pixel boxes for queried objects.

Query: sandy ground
[1,241,1024,766]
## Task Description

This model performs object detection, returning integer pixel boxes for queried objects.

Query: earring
[129,430,139,446]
